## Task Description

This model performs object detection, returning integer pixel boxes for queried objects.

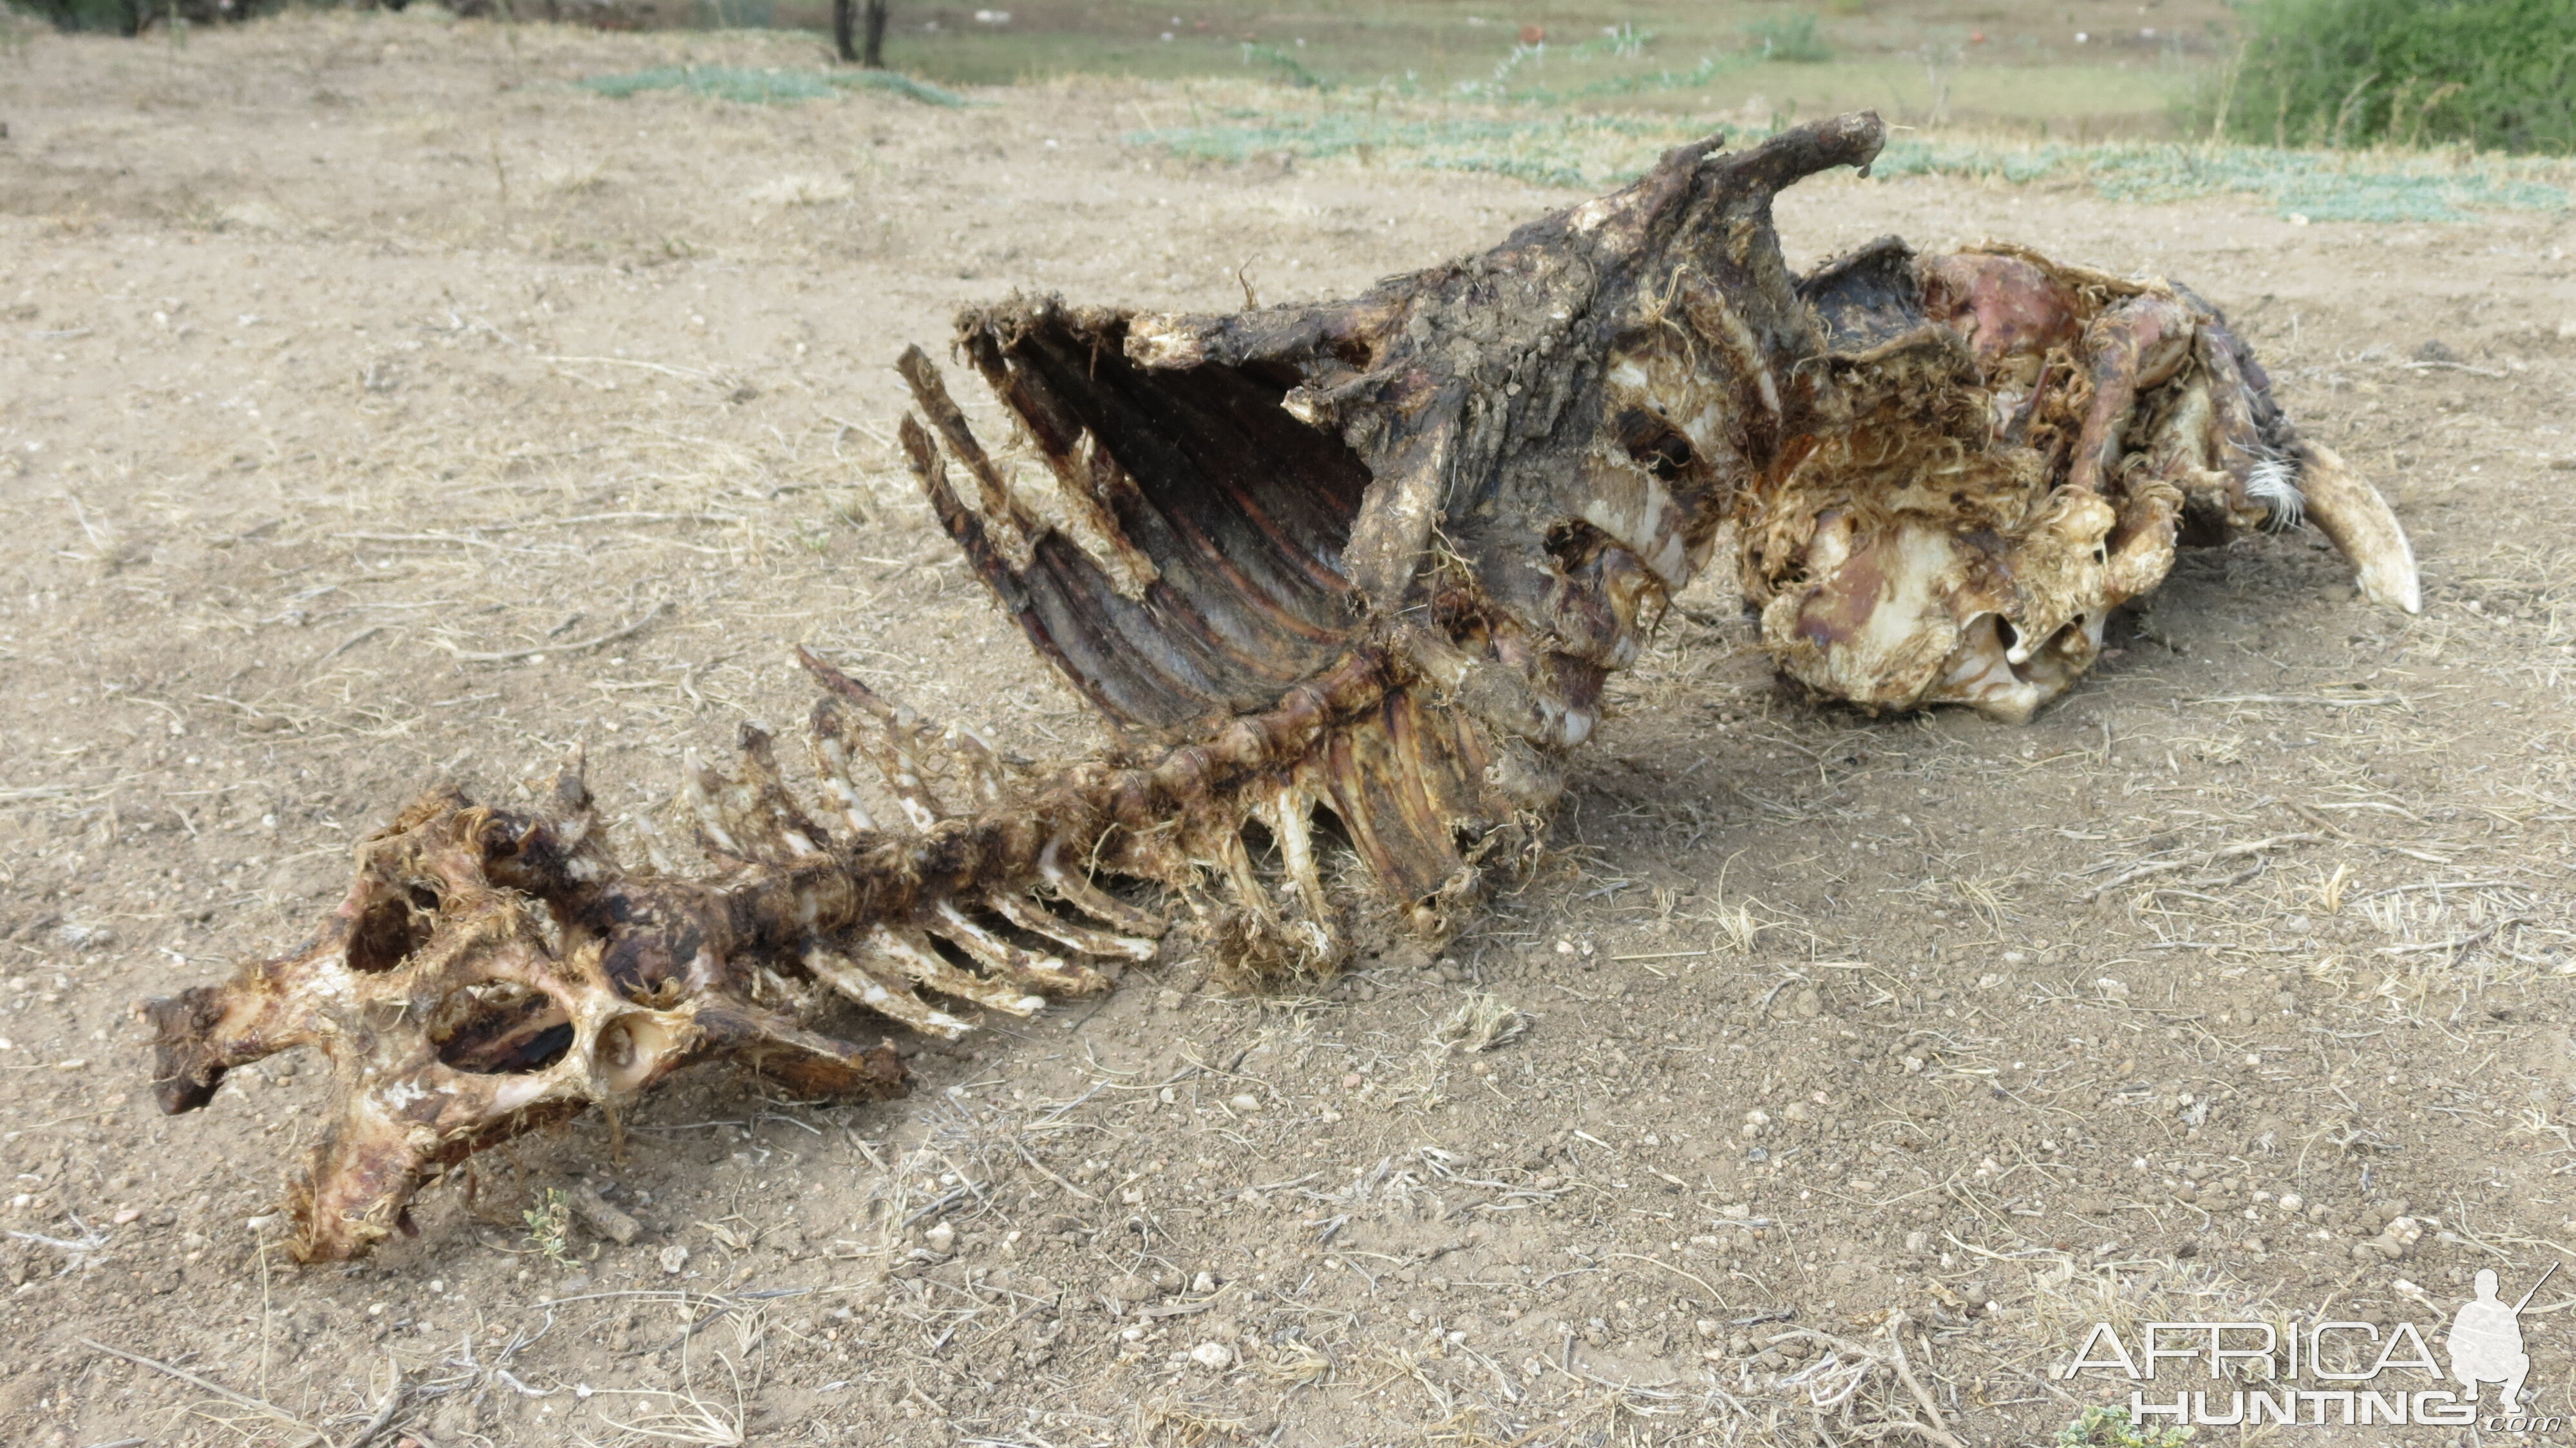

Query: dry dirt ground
[4,13,2576,1448]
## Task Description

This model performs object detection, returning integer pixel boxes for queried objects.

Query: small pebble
[925,1221,957,1253]
[1189,1341,1233,1371]
[1191,1271,1217,1293]
[1229,1092,1260,1112]
[658,1243,690,1275]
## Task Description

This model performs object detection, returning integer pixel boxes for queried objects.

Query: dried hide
[1742,237,2418,721]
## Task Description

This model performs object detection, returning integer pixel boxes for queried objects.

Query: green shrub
[1241,41,1334,91]
[2222,0,2576,153]
[1744,12,1831,64]
[10,0,261,35]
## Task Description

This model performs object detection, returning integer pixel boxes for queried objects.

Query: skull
[140,773,904,1261]
[1739,238,2419,722]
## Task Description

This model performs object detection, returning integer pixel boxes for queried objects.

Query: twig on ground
[543,354,718,380]
[2190,694,2403,707]
[433,602,671,663]
[342,1367,410,1448]
[79,1338,328,1442]
[2380,916,2528,958]
[2074,834,2322,902]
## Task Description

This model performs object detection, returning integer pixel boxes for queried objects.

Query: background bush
[2223,0,2576,153]
[12,0,328,34]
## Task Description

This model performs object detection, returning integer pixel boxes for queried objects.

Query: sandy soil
[3,12,2575,1447]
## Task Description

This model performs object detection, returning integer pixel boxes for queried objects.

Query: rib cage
[908,312,1370,729]
[899,305,1531,935]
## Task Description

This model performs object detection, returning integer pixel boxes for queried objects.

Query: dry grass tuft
[1429,991,1529,1054]
[741,173,857,208]
[1132,1395,1254,1447]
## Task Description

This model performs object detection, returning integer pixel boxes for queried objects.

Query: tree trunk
[831,0,855,63]
[862,0,887,67]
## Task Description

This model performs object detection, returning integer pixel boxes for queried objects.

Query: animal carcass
[141,112,2414,1260]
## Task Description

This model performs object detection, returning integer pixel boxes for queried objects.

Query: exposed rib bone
[897,346,1037,569]
[679,750,748,859]
[804,945,971,1040]
[981,887,1159,962]
[1213,826,1278,929]
[1269,784,1334,936]
[927,901,1105,995]
[817,689,949,832]
[1037,840,1167,938]
[940,725,1009,811]
[875,714,944,831]
[862,924,1048,1016]
[721,725,828,859]
[625,811,679,875]
[807,724,879,835]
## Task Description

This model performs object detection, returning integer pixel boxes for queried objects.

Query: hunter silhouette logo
[2452,1264,2554,1413]
[2064,1264,2561,1431]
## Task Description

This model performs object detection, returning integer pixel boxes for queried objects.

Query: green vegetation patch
[2056,1403,2195,1448]
[1132,95,2573,221]
[1879,135,2572,221]
[1131,108,1710,189]
[579,64,969,106]
[1742,13,1832,64]
[833,69,974,106]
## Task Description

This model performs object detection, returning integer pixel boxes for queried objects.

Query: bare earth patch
[2,12,2574,1446]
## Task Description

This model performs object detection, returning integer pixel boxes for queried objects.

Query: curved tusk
[2295,441,2421,615]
